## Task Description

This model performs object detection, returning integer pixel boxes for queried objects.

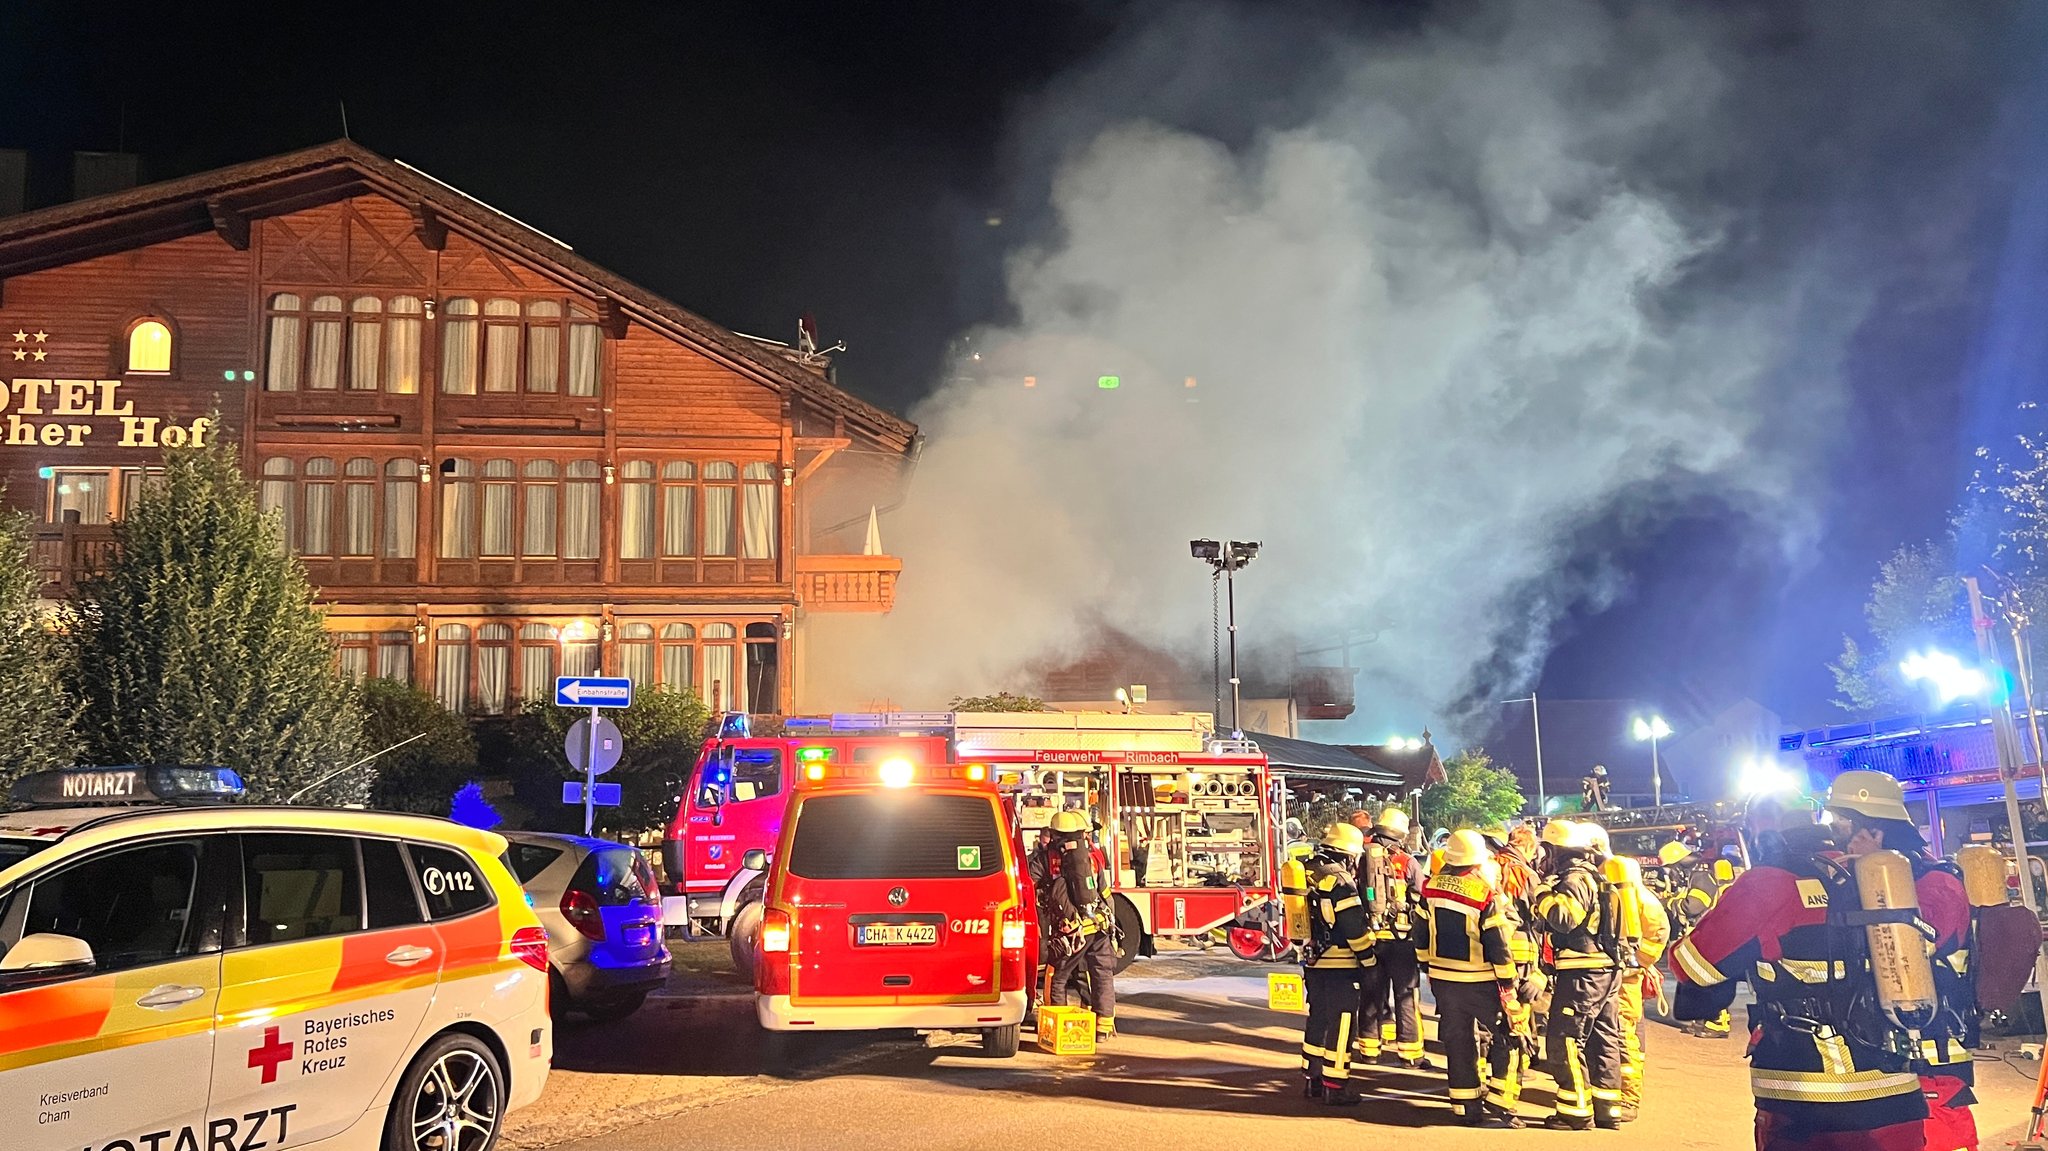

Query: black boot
[1303,1077,1325,1100]
[1326,1085,1362,1108]
[1459,1102,1486,1127]
[1544,1114,1593,1131]
[1485,1105,1527,1130]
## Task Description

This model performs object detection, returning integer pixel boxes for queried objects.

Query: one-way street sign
[555,676,634,708]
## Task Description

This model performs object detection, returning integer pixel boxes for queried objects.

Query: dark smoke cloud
[809,0,2026,738]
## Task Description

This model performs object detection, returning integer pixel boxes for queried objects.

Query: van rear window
[787,794,1003,880]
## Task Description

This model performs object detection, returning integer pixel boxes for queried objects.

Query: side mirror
[741,849,768,872]
[0,933,96,988]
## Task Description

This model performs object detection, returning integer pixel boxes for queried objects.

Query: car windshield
[787,793,1004,880]
[0,837,53,872]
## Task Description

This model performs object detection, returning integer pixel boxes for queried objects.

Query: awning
[1252,732,1403,788]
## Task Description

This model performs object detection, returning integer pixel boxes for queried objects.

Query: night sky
[3,1,2039,741]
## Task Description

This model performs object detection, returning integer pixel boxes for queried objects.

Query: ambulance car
[0,765,552,1151]
[750,754,1033,1057]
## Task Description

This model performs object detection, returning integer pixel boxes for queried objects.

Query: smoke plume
[808,1,2014,736]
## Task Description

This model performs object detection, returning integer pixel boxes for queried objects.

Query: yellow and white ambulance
[0,765,552,1151]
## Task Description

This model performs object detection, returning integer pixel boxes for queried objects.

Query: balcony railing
[31,520,117,596]
[796,554,902,613]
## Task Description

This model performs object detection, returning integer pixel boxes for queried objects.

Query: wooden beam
[594,295,629,340]
[791,436,851,486]
[205,199,250,250]
[409,203,447,251]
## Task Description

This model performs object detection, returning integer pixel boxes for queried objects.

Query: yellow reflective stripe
[1753,961,1777,982]
[1817,1032,1854,1076]
[1779,958,1830,984]
[1750,1070,1920,1103]
[1332,1011,1353,1079]
[0,1014,212,1075]
[1332,896,1362,912]
[1449,1085,1486,1100]
[1671,937,1724,985]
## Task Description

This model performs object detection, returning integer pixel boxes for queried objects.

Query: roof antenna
[339,99,351,140]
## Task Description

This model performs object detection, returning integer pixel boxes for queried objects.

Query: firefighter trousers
[1544,967,1623,1120]
[1360,941,1423,1061]
[1432,978,1504,1103]
[1618,972,1646,1110]
[1045,930,1117,1024]
[1303,967,1362,1091]
[1487,995,1534,1113]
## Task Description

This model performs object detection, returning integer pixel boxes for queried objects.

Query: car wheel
[582,990,648,1023]
[728,901,763,974]
[383,1032,504,1151]
[759,1027,800,1074]
[548,970,571,1022]
[981,1023,1020,1058]
[1111,895,1144,972]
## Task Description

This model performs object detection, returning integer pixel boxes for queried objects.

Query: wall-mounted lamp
[417,462,432,485]
[600,620,615,642]
[413,622,428,644]
[604,464,616,486]
[782,464,795,488]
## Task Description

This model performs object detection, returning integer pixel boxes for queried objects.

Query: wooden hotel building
[0,141,914,716]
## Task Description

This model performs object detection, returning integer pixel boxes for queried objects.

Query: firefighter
[1479,823,1542,1125]
[1581,764,1611,812]
[1674,848,1739,1038]
[1418,829,1521,1127]
[1301,821,1375,1105]
[1608,853,1670,1123]
[1534,819,1625,1130]
[1039,809,1118,1041]
[1356,806,1427,1067]
[1669,770,1956,1151]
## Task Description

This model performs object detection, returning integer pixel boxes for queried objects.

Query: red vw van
[751,755,1033,1056]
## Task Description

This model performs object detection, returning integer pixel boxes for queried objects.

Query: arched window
[480,459,516,558]
[745,621,780,714]
[387,296,423,394]
[434,624,471,712]
[259,458,296,546]
[335,633,372,681]
[702,462,737,556]
[518,623,557,701]
[341,459,377,557]
[702,622,738,712]
[483,299,521,393]
[661,461,695,557]
[560,623,600,677]
[619,622,656,687]
[265,294,303,391]
[521,460,558,558]
[382,459,417,559]
[563,460,601,560]
[659,623,695,692]
[569,304,601,396]
[306,295,344,390]
[438,460,477,559]
[477,623,513,715]
[620,461,655,559]
[126,318,172,373]
[441,298,480,394]
[742,462,778,560]
[301,458,336,556]
[347,297,383,391]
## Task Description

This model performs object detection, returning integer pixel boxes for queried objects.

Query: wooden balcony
[30,520,117,596]
[796,554,902,613]
[1293,666,1358,721]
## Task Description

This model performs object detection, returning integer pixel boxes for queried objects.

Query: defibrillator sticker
[1796,879,1829,909]
[956,846,981,871]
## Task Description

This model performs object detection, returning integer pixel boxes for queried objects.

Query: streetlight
[1898,650,1991,703]
[1632,715,1672,808]
[1190,539,1259,738]
[1503,693,1546,816]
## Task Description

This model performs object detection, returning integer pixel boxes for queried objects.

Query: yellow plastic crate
[1036,1005,1097,1055]
[1268,971,1306,1013]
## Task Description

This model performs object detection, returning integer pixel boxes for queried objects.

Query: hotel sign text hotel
[0,378,213,449]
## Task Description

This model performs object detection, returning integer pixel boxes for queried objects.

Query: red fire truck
[661,711,1278,971]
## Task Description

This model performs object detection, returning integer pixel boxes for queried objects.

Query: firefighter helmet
[1826,770,1911,824]
[1443,828,1489,868]
[1580,822,1611,856]
[1479,823,1512,848]
[1049,809,1089,834]
[1375,806,1411,838]
[1658,841,1694,867]
[1540,819,1579,848]
[1591,764,1608,777]
[1322,822,1366,854]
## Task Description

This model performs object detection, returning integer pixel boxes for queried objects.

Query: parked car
[503,831,671,1022]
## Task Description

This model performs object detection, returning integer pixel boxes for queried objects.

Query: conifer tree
[0,503,80,792]
[69,433,367,803]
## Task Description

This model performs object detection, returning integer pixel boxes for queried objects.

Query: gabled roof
[1343,742,1448,792]
[1255,733,1403,788]
[0,139,915,451]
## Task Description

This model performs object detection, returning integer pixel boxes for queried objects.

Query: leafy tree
[950,692,1051,712]
[360,677,478,815]
[67,433,366,803]
[0,503,79,793]
[1419,749,1525,831]
[1829,540,1972,715]
[499,688,710,837]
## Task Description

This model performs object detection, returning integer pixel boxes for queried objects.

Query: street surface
[510,942,2043,1150]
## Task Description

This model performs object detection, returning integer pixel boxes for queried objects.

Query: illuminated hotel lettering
[0,378,212,449]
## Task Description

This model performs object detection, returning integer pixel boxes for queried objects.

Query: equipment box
[1036,1005,1097,1055]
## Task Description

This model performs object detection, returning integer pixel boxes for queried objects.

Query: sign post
[556,676,634,835]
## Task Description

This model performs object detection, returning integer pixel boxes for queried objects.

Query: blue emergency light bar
[828,712,957,732]
[11,765,246,808]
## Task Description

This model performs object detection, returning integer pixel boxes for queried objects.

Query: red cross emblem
[26,827,70,838]
[247,1026,293,1084]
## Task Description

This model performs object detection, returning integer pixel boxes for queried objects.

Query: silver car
[502,831,671,1021]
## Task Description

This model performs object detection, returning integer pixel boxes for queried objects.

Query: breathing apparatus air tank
[1280,855,1312,943]
[1855,848,1939,1027]
[1361,841,1390,927]
[1956,843,2009,908]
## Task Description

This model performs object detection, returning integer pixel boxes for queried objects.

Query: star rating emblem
[9,331,23,342]
[32,331,46,342]
[30,350,44,361]
[8,349,21,361]
[11,328,49,362]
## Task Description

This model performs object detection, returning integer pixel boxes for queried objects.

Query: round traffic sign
[566,716,625,776]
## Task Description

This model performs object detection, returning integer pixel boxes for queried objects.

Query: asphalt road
[508,943,2047,1151]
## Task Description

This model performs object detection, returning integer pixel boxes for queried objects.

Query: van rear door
[780,790,1011,1006]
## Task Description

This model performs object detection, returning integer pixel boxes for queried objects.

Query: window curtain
[703,624,738,712]
[703,463,737,557]
[561,639,599,678]
[563,461,600,560]
[481,460,516,558]
[569,322,600,396]
[260,459,295,547]
[376,634,412,682]
[526,301,561,393]
[307,296,344,390]
[439,460,476,559]
[519,624,556,701]
[383,460,417,559]
[441,299,479,394]
[51,471,111,524]
[620,461,654,559]
[266,295,302,391]
[476,623,512,715]
[522,460,557,557]
[619,623,655,687]
[434,625,470,712]
[742,463,777,560]
[660,623,695,692]
[662,462,695,557]
[301,459,335,556]
[386,296,422,394]
[342,459,376,557]
[348,297,383,391]
[483,299,520,393]
[337,635,371,681]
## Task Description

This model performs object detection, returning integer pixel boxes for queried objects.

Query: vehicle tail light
[561,888,606,942]
[510,926,549,972]
[999,907,1029,992]
[1001,909,1026,951]
[760,907,792,954]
